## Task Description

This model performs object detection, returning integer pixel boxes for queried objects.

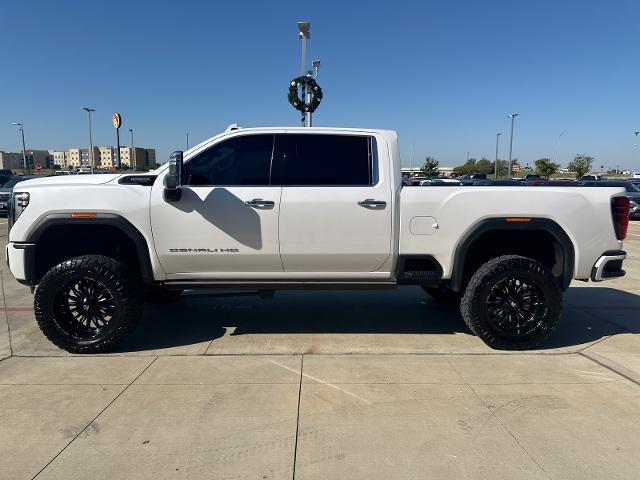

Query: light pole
[298,21,311,127]
[507,113,519,178]
[186,133,189,150]
[82,107,95,174]
[10,122,27,171]
[555,131,564,165]
[129,128,135,172]
[495,132,501,179]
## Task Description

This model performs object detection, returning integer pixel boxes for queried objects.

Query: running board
[162,280,398,291]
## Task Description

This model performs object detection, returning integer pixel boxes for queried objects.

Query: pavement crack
[30,356,159,479]
[446,356,553,480]
[0,271,14,358]
[578,351,640,387]
[291,355,303,480]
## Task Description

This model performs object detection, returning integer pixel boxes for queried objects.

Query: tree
[534,158,560,178]
[567,154,594,179]
[476,157,493,174]
[421,157,440,178]
[453,158,477,175]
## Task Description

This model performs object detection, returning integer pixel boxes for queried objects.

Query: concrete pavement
[1,221,640,479]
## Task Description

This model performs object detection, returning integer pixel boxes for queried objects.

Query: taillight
[612,196,630,240]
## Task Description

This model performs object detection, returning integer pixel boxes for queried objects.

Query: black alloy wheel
[460,255,562,350]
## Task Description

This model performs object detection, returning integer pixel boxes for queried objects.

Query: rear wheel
[34,255,143,354]
[460,255,562,350]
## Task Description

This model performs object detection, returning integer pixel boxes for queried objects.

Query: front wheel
[460,255,562,350]
[34,255,143,354]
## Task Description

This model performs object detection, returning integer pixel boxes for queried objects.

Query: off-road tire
[34,255,143,354]
[421,285,461,304]
[460,255,562,350]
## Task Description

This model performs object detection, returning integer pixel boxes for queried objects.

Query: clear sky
[2,0,640,170]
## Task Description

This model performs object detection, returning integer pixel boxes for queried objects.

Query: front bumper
[591,250,626,281]
[5,242,36,286]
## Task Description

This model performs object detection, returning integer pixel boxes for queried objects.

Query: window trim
[279,134,380,188]
[183,133,277,187]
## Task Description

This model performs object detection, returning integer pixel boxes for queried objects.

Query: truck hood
[13,174,122,190]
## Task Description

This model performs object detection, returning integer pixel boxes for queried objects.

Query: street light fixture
[129,128,135,172]
[495,132,501,179]
[10,122,27,171]
[82,107,95,174]
[507,113,519,178]
[555,131,565,165]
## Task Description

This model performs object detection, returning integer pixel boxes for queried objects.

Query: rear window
[279,134,375,186]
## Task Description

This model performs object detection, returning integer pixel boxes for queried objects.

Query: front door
[150,133,283,276]
[277,133,393,273]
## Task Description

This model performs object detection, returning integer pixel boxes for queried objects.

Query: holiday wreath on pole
[288,75,323,113]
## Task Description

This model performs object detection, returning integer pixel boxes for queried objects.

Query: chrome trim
[592,253,626,281]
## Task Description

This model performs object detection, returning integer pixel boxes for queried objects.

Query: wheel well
[452,226,573,292]
[34,224,145,283]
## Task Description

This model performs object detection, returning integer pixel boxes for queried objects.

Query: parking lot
[1,221,639,480]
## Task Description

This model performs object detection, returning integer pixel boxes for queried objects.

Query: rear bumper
[591,250,626,281]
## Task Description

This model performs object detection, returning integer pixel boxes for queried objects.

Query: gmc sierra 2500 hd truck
[5,126,630,353]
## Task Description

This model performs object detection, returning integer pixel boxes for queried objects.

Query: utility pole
[83,107,95,174]
[507,113,519,178]
[298,22,311,127]
[555,131,564,165]
[186,133,189,150]
[495,132,501,179]
[10,122,27,171]
[129,128,135,172]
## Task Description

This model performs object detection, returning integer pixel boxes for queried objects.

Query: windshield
[626,183,640,193]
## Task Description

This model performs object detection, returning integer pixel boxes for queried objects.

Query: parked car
[582,175,606,181]
[632,172,640,179]
[523,174,541,180]
[628,179,640,189]
[525,179,578,186]
[0,174,14,187]
[0,175,38,216]
[408,177,426,186]
[580,180,640,218]
[471,179,523,186]
[457,173,487,185]
[419,178,462,186]
[54,170,73,176]
[5,126,630,353]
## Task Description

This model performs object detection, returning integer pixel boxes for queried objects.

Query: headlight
[11,192,30,224]
[15,192,29,208]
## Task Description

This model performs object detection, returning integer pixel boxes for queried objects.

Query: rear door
[277,133,393,273]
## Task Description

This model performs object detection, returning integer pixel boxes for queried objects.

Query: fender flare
[449,217,575,292]
[24,213,155,283]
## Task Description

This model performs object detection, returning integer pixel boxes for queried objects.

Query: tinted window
[184,134,274,186]
[281,134,374,185]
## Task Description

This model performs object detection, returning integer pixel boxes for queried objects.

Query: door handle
[246,198,275,207]
[358,199,387,207]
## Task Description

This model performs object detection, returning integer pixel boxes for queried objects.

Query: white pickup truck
[5,126,630,353]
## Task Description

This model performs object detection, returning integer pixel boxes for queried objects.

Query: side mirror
[163,151,183,201]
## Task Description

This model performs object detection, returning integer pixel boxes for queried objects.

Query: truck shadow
[117,286,640,353]
[170,187,263,250]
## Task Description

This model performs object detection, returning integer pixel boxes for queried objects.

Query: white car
[5,126,630,352]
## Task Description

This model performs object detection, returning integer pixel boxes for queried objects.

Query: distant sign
[35,163,42,171]
[112,113,122,129]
